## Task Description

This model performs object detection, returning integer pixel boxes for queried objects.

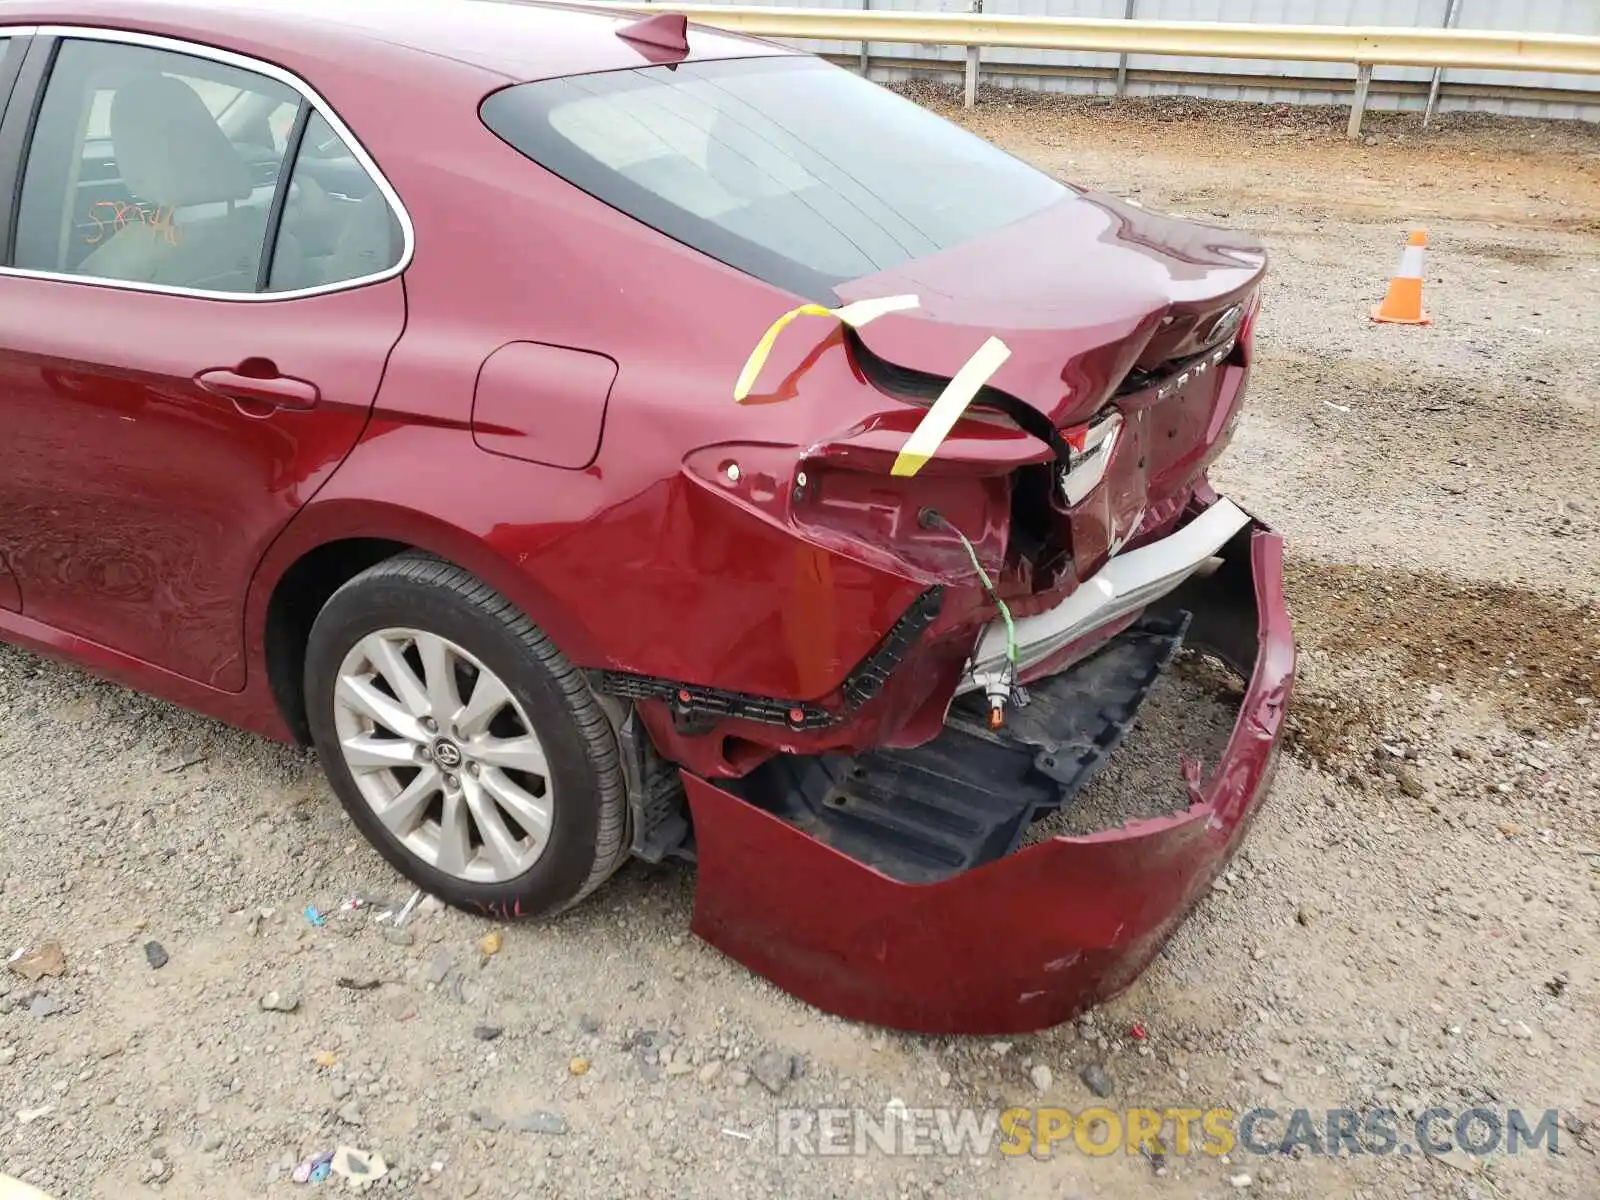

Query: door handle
[195,367,320,411]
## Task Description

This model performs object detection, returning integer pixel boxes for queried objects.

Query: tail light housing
[681,442,1009,585]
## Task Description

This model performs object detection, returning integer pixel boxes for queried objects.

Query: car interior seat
[78,73,298,291]
[278,186,398,289]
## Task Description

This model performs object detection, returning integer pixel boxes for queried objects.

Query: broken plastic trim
[590,587,945,734]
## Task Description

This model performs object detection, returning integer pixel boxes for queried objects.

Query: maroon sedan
[0,0,1292,1033]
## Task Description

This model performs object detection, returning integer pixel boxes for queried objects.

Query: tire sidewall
[305,568,604,916]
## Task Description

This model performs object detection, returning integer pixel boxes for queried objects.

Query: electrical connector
[921,507,1018,728]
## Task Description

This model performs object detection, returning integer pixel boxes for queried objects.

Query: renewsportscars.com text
[775,1104,1561,1159]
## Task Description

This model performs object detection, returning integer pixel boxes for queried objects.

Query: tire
[304,553,628,917]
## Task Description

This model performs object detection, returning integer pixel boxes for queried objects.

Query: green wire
[932,512,1018,680]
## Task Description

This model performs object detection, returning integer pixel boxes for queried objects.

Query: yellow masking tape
[733,294,919,402]
[830,294,921,326]
[890,336,1012,478]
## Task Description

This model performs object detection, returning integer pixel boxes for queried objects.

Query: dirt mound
[1286,559,1600,736]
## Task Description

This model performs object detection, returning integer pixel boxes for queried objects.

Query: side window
[14,39,299,292]
[12,37,401,295]
[268,109,402,291]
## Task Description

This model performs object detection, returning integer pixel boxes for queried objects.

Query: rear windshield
[479,56,1068,302]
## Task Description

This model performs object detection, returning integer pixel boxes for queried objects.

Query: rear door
[0,32,27,610]
[0,30,409,687]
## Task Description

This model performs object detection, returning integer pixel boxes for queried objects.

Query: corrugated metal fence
[697,0,1600,120]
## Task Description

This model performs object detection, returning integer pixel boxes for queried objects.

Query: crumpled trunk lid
[834,190,1266,427]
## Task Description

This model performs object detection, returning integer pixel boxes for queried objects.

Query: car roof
[0,0,792,84]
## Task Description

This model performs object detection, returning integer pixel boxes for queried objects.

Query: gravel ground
[1024,656,1240,841]
[3,91,1598,1199]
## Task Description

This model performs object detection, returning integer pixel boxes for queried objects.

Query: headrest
[110,74,253,209]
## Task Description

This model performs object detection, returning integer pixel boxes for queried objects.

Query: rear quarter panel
[276,68,942,700]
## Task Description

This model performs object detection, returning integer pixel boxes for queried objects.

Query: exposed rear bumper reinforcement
[961,496,1252,696]
[679,515,1294,1034]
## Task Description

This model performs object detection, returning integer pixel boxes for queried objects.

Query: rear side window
[480,57,1067,302]
[14,39,299,292]
[11,37,403,296]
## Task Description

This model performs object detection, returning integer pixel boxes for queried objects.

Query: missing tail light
[681,442,1009,585]
[789,461,1009,582]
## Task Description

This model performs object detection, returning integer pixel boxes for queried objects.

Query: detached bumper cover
[679,521,1294,1034]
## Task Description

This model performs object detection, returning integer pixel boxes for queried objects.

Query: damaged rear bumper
[679,520,1294,1034]
[962,496,1252,696]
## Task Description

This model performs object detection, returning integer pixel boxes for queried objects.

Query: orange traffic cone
[1371,229,1431,325]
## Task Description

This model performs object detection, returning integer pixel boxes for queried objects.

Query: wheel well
[265,538,412,743]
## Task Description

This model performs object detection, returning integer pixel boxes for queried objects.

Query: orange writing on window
[85,200,181,247]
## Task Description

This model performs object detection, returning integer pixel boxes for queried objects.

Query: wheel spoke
[337,673,427,743]
[461,773,525,876]
[435,788,472,876]
[374,764,440,836]
[414,632,462,722]
[455,671,512,739]
[481,767,551,842]
[341,733,419,772]
[471,735,547,776]
[362,633,430,719]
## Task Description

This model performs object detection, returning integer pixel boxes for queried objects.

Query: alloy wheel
[331,627,554,883]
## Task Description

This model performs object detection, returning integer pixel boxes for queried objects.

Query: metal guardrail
[594,4,1600,134]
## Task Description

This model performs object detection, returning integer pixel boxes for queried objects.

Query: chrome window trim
[0,23,415,302]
